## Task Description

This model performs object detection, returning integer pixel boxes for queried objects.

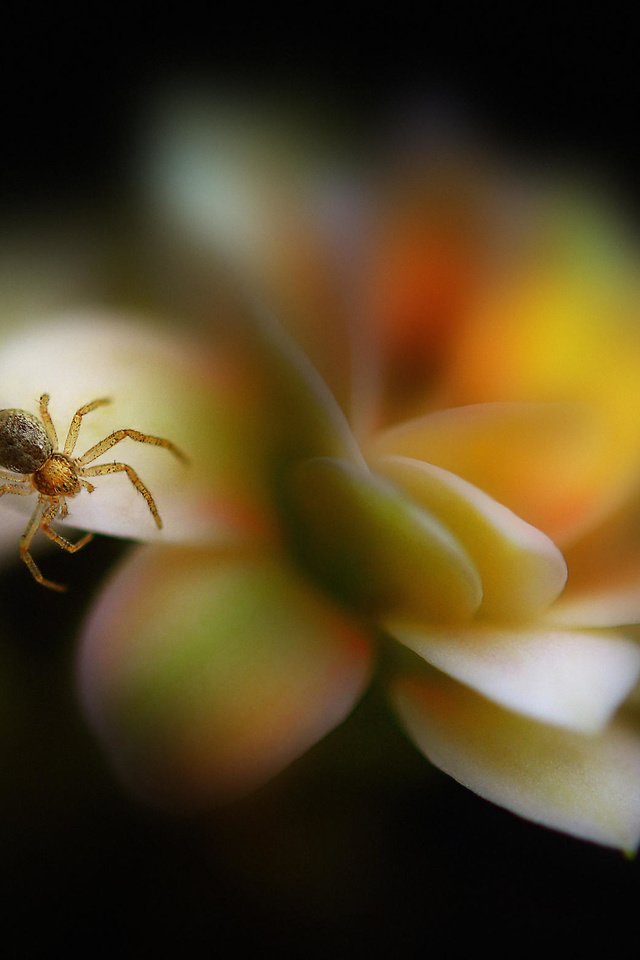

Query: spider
[0,393,187,591]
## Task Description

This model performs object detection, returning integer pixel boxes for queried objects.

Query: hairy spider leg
[40,500,94,553]
[0,481,32,496]
[39,393,58,449]
[80,462,163,527]
[77,428,188,467]
[19,500,66,592]
[19,499,95,592]
[63,397,112,456]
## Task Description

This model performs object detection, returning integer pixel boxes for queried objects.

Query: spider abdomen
[0,409,53,473]
[33,453,81,497]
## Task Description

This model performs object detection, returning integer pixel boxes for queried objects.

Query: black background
[1,11,638,955]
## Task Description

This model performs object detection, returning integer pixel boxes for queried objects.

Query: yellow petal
[391,671,640,851]
[374,456,566,619]
[288,457,482,622]
[371,401,618,545]
[77,546,373,808]
[387,622,640,733]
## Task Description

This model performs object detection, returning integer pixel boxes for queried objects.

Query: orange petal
[371,401,620,545]
[77,545,373,808]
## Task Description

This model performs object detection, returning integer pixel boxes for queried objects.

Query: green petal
[287,457,482,622]
[78,545,373,808]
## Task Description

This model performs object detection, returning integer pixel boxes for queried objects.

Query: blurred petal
[0,314,277,545]
[288,456,482,622]
[374,455,566,619]
[387,622,640,733]
[78,546,373,808]
[442,189,640,423]
[142,95,360,413]
[392,671,640,851]
[365,150,501,427]
[371,401,619,544]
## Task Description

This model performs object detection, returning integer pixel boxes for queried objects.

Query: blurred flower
[4,100,640,851]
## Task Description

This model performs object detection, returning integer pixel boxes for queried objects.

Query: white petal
[0,314,276,545]
[392,672,640,851]
[388,622,640,733]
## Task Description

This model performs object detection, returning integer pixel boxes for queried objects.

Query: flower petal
[371,401,618,545]
[0,314,276,545]
[549,483,640,627]
[549,586,640,629]
[77,545,373,808]
[374,455,567,619]
[387,622,640,733]
[391,671,640,851]
[442,190,640,430]
[288,456,482,623]
[142,95,359,414]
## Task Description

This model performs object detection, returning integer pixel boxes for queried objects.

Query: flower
[3,102,640,851]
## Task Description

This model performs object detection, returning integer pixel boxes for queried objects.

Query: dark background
[1,12,638,955]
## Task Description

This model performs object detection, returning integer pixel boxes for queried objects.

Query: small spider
[0,394,187,591]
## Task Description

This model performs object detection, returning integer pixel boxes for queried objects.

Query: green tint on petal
[78,546,373,808]
[387,622,640,733]
[392,672,640,851]
[374,456,567,620]
[287,457,482,623]
[371,402,616,546]
[249,301,364,468]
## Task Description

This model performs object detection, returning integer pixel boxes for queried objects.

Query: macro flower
[3,102,640,851]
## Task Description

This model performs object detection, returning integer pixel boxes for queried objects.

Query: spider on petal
[0,394,187,591]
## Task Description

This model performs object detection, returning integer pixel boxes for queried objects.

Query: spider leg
[39,393,58,448]
[80,462,163,528]
[19,499,66,592]
[77,428,188,466]
[0,482,32,496]
[79,478,95,493]
[63,397,112,456]
[41,499,93,554]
